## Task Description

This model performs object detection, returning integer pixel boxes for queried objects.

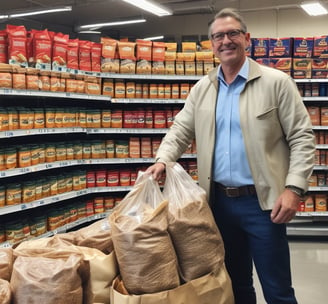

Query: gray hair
[208,8,247,39]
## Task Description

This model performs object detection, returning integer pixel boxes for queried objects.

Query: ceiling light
[300,2,328,16]
[78,30,102,34]
[144,35,164,40]
[79,18,146,30]
[121,0,172,17]
[9,6,72,18]
[0,15,9,19]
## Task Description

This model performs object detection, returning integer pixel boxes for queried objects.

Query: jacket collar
[208,57,262,89]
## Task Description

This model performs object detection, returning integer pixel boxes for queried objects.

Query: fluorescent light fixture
[121,0,172,17]
[9,6,72,18]
[300,2,328,16]
[144,35,164,40]
[79,18,146,29]
[78,30,102,34]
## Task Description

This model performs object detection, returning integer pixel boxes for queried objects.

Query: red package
[6,24,28,67]
[32,29,52,69]
[0,30,8,63]
[79,40,92,71]
[91,42,102,72]
[52,32,69,70]
[67,39,79,70]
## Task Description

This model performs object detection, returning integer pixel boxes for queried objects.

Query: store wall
[1,7,328,42]
[146,8,328,42]
[244,9,328,38]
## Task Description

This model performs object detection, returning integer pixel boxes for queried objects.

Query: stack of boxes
[251,36,328,79]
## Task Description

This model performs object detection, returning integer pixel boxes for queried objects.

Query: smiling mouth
[220,47,236,53]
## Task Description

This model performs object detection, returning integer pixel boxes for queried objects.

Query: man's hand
[145,162,166,181]
[270,189,301,224]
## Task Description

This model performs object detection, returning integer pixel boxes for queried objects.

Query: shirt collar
[218,57,249,83]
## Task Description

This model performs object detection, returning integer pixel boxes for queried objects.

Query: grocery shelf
[0,127,170,138]
[0,88,111,101]
[0,127,85,139]
[0,187,132,216]
[287,223,328,236]
[0,211,111,248]
[295,79,328,83]
[111,98,185,104]
[0,154,196,179]
[303,97,328,102]
[88,127,169,134]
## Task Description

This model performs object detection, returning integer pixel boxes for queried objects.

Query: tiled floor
[253,238,328,303]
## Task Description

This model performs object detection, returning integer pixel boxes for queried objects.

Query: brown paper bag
[75,217,113,254]
[14,236,118,304]
[0,248,13,281]
[110,264,234,304]
[79,248,118,304]
[0,279,11,304]
[11,254,84,304]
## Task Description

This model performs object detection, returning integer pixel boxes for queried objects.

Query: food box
[293,37,313,58]
[251,38,269,58]
[269,57,292,70]
[312,58,328,70]
[255,58,270,66]
[269,37,293,57]
[313,36,328,58]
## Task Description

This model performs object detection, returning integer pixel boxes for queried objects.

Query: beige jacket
[156,58,316,210]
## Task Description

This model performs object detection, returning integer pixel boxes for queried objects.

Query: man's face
[210,16,250,66]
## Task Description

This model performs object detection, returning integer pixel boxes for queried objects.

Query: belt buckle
[226,187,240,198]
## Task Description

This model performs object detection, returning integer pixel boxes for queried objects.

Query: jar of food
[22,180,36,203]
[18,145,31,168]
[5,147,17,169]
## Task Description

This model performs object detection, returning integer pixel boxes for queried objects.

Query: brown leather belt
[215,182,257,198]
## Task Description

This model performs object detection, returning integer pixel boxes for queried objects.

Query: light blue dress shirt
[213,59,254,187]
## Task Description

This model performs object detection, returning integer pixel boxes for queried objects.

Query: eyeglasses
[211,29,245,42]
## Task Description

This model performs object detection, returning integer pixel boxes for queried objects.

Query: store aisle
[254,239,328,304]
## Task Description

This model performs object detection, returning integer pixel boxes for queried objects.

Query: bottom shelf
[287,221,328,236]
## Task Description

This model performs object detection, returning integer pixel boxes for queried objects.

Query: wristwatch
[285,185,305,197]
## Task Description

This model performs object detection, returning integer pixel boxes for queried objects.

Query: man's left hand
[270,189,301,224]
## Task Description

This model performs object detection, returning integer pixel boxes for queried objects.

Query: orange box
[307,106,320,125]
[315,194,327,211]
[129,137,140,158]
[141,137,152,158]
[304,195,314,212]
[321,107,328,125]
[308,174,318,187]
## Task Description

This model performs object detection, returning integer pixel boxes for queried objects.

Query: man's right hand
[145,162,166,181]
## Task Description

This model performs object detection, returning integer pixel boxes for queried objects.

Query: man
[146,8,315,304]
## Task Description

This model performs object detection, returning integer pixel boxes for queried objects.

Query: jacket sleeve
[278,76,316,191]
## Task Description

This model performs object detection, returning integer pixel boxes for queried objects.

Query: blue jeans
[212,189,298,304]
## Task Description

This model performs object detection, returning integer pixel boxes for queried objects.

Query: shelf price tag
[4,131,14,137]
[1,242,11,248]
[19,168,30,173]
